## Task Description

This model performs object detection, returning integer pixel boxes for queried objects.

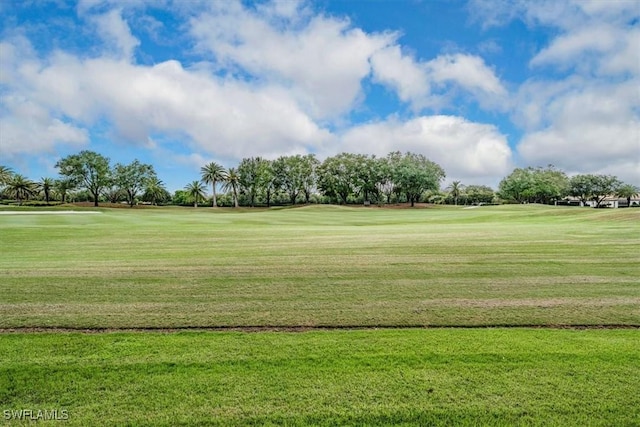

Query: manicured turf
[1,329,639,426]
[1,205,639,425]
[1,205,638,328]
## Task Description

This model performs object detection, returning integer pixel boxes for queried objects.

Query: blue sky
[1,0,638,191]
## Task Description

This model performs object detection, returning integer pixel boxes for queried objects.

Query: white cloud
[518,2,639,184]
[190,1,507,119]
[340,115,513,185]
[0,39,89,160]
[370,46,433,110]
[189,1,394,120]
[91,8,140,60]
[530,24,640,76]
[469,0,583,30]
[517,79,640,183]
[0,100,88,159]
[573,0,640,21]
[427,53,507,108]
[0,36,331,162]
[471,0,640,184]
[531,24,616,68]
[370,49,507,111]
[598,26,640,76]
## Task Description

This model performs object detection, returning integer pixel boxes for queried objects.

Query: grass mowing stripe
[1,205,639,328]
[1,329,638,426]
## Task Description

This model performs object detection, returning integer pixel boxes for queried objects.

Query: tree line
[1,152,638,208]
[497,165,639,208]
[170,151,446,207]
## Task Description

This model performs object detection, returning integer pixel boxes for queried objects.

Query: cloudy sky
[1,0,638,191]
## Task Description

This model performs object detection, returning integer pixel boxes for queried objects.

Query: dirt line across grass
[2,324,639,334]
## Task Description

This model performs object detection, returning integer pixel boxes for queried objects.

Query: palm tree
[223,167,240,208]
[0,165,13,186]
[0,165,13,199]
[617,183,639,207]
[446,181,464,206]
[38,177,55,204]
[184,180,207,207]
[143,177,168,206]
[200,162,227,208]
[5,174,37,205]
[54,178,75,204]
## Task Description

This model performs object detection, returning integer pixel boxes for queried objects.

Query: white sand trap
[0,210,102,215]
[462,206,480,209]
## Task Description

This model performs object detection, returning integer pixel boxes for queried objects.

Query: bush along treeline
[1,153,638,208]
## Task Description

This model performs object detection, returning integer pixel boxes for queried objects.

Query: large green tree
[113,160,157,207]
[261,161,278,208]
[589,175,623,207]
[393,152,445,207]
[535,166,569,204]
[5,174,37,205]
[499,166,568,204]
[238,157,270,207]
[56,151,111,207]
[569,174,622,207]
[200,162,227,208]
[300,154,320,204]
[498,168,531,203]
[272,155,309,205]
[317,153,360,204]
[568,174,593,206]
[352,154,383,204]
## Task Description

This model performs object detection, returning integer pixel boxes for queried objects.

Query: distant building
[561,196,640,208]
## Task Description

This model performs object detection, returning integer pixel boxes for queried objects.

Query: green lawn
[1,205,638,328]
[1,205,639,426]
[2,329,639,426]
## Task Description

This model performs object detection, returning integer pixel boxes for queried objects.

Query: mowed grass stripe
[1,329,638,426]
[1,205,638,328]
